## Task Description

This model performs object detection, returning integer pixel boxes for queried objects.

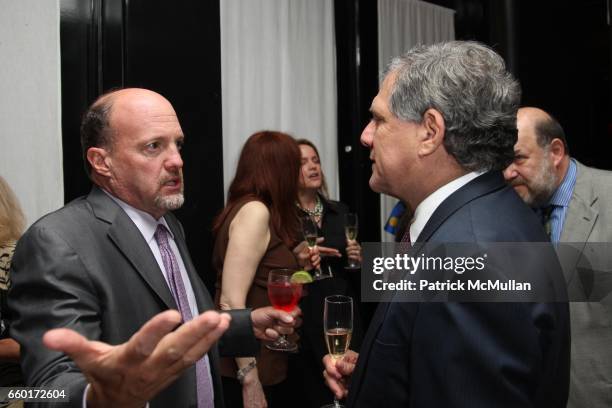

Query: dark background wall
[427,0,612,168]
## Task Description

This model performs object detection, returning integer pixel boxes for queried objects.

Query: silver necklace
[297,196,323,219]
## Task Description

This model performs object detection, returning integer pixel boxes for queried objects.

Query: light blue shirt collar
[548,158,576,209]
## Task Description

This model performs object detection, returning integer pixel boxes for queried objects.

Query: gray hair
[385,41,521,171]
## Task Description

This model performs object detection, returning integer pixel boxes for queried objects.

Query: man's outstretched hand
[43,310,230,408]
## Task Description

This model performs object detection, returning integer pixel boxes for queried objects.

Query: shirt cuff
[83,384,149,408]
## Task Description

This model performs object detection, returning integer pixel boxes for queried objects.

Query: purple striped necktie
[401,229,411,245]
[399,226,413,253]
[155,224,214,408]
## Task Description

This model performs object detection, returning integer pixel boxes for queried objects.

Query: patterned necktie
[154,224,214,408]
[401,229,411,244]
[399,227,412,253]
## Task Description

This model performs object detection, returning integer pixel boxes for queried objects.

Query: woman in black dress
[290,139,364,407]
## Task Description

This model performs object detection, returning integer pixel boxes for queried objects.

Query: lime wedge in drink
[290,270,314,284]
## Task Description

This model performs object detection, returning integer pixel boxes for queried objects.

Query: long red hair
[213,131,301,247]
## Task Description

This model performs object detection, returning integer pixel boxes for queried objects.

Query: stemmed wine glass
[300,215,331,280]
[344,213,360,269]
[265,269,302,352]
[322,295,353,408]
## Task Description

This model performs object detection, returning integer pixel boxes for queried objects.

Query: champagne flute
[300,215,331,280]
[265,269,302,352]
[322,295,353,408]
[344,213,360,270]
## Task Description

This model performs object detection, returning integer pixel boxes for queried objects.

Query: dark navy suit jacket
[347,172,570,407]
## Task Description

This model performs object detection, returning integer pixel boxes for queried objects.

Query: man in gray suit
[9,88,299,408]
[504,106,612,408]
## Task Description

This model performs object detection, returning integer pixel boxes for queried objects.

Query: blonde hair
[0,176,26,245]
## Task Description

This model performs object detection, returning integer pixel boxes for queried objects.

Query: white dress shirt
[409,171,484,244]
[83,190,212,407]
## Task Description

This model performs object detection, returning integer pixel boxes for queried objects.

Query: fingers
[124,310,183,361]
[336,357,357,376]
[268,309,295,325]
[263,328,279,341]
[255,307,301,340]
[180,312,231,364]
[289,307,302,328]
[151,311,229,369]
[317,245,342,257]
[293,241,307,254]
[322,353,353,399]
[43,328,90,353]
[322,354,342,380]
[265,315,295,336]
[310,253,321,269]
[290,306,302,319]
[43,328,111,370]
[323,370,348,399]
[337,350,358,375]
[346,240,361,254]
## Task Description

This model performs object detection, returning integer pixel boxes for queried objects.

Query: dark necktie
[540,206,554,238]
[155,224,214,408]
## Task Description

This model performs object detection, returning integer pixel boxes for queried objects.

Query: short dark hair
[534,113,569,154]
[79,91,118,177]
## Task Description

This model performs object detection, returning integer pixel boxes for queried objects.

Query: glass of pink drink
[266,268,302,352]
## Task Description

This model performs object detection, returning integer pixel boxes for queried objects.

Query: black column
[335,0,381,243]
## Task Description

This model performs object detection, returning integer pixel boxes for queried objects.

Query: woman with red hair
[213,131,339,407]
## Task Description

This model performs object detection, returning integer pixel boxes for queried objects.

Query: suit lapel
[559,162,598,281]
[561,162,598,244]
[349,172,505,405]
[87,188,224,404]
[417,171,507,242]
[347,300,391,406]
[87,187,177,310]
[164,215,214,312]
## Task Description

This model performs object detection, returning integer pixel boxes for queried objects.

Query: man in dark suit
[323,41,570,407]
[504,107,612,408]
[9,88,299,408]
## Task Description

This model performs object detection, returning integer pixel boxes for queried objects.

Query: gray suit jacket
[560,160,612,408]
[8,187,258,408]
